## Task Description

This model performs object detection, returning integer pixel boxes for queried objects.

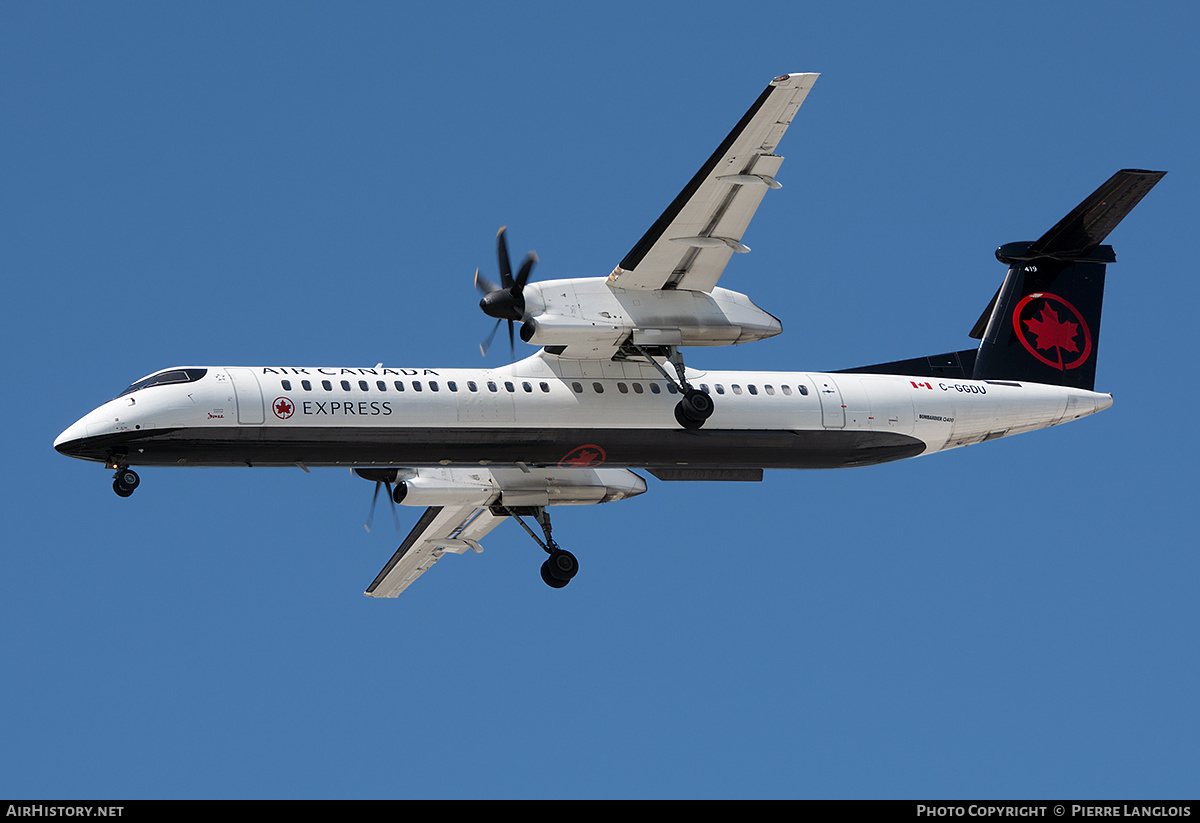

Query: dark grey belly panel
[57,426,927,470]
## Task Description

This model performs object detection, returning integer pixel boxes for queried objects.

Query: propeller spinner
[476,226,537,357]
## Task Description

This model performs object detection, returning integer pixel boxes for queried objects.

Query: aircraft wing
[364,504,507,598]
[362,467,646,597]
[606,72,818,293]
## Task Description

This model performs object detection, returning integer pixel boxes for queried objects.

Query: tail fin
[970,169,1165,390]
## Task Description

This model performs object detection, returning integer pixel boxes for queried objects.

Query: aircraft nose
[54,417,88,455]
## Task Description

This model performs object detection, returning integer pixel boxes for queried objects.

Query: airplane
[54,72,1165,597]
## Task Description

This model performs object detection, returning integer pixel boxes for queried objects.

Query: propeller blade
[514,252,537,290]
[479,226,537,361]
[480,318,502,356]
[496,226,513,289]
[365,481,383,533]
[474,267,499,296]
[383,481,401,534]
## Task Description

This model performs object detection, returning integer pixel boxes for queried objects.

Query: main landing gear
[112,467,140,497]
[496,504,579,589]
[627,343,715,430]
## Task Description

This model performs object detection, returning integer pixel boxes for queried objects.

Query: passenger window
[632,382,644,394]
[429,381,439,391]
[282,380,292,391]
[448,381,458,392]
[592,382,604,394]
[781,385,792,396]
[666,383,678,394]
[748,385,758,395]
[798,385,809,396]
[376,381,386,391]
[699,384,709,394]
[468,381,478,392]
[572,382,584,394]
[358,380,369,391]
[413,382,423,392]
[341,380,351,391]
[540,382,550,393]
[522,382,532,392]
[301,380,312,391]
[393,381,405,391]
[487,381,498,393]
[715,384,725,395]
[504,381,514,392]
[732,384,743,395]
[617,382,628,394]
[649,383,661,394]
[765,385,775,395]
[322,380,332,391]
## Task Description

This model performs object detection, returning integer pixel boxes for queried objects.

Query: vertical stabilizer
[970,169,1165,390]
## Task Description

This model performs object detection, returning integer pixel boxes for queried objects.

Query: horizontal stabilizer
[1026,169,1166,260]
[837,349,977,380]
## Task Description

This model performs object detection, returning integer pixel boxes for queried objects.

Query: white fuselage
[54,350,1112,472]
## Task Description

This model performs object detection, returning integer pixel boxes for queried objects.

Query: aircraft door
[813,375,845,429]
[225,368,265,425]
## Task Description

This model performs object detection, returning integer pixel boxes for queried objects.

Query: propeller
[476,226,537,358]
[355,469,402,535]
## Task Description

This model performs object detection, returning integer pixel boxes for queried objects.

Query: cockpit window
[118,368,207,397]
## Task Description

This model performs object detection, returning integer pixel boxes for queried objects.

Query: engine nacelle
[356,467,647,508]
[393,475,497,507]
[518,277,781,349]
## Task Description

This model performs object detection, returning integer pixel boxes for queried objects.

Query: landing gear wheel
[545,548,578,582]
[112,468,140,497]
[540,560,570,588]
[500,505,580,589]
[675,389,713,429]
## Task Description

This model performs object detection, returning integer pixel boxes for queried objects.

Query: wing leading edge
[607,72,818,293]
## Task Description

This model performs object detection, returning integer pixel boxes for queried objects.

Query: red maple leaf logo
[1012,292,1092,371]
[273,398,294,419]
[558,444,606,467]
[564,449,601,466]
[1024,302,1079,355]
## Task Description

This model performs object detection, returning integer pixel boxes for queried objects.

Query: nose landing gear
[112,468,140,497]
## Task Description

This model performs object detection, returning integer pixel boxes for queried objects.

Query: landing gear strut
[628,343,715,429]
[112,467,140,497]
[496,504,579,589]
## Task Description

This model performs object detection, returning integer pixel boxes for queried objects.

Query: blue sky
[3,1,1197,799]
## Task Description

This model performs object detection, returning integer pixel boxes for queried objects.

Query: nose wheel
[112,468,140,497]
